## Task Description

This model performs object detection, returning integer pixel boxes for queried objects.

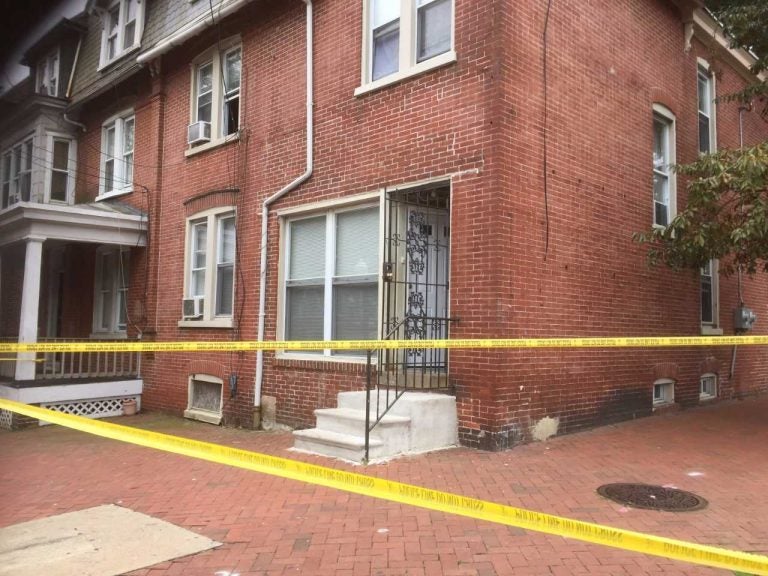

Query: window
[1,137,33,208]
[183,209,236,324]
[701,259,719,328]
[190,43,241,145]
[93,247,130,335]
[652,105,676,228]
[361,0,454,90]
[36,49,59,96]
[48,137,74,203]
[653,379,674,406]
[100,112,134,197]
[100,0,143,67]
[700,374,717,400]
[697,63,716,154]
[185,374,224,425]
[283,205,379,357]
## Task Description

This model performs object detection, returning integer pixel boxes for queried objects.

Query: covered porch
[0,200,146,427]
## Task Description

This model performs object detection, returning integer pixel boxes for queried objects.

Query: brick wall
[67,0,768,447]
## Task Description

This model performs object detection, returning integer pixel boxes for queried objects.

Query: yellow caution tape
[1,335,768,353]
[1,398,766,575]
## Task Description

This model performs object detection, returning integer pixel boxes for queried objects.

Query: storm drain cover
[597,483,708,512]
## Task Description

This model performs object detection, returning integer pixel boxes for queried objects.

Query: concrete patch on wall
[531,416,560,442]
[0,504,220,576]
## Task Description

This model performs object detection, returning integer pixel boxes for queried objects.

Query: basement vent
[184,375,223,425]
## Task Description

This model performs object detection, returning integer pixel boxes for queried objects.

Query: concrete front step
[292,428,385,462]
[293,390,459,463]
[314,408,410,438]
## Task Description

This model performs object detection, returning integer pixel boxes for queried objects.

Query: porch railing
[38,338,142,380]
[364,315,457,462]
[0,337,142,381]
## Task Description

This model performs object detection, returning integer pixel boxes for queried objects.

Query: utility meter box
[734,305,757,332]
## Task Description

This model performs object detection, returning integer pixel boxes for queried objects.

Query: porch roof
[0,200,146,248]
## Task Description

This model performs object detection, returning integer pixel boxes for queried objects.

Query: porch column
[15,236,45,381]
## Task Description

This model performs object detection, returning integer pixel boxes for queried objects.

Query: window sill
[701,326,723,336]
[184,408,222,425]
[354,50,457,97]
[699,393,716,401]
[184,133,240,158]
[177,318,234,329]
[96,189,132,202]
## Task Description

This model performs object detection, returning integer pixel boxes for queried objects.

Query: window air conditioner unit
[182,297,205,319]
[187,121,211,145]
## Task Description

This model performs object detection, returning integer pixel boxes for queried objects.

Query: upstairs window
[183,208,236,324]
[1,137,33,208]
[652,105,676,228]
[697,62,716,154]
[100,0,143,67]
[47,136,75,203]
[36,49,59,96]
[361,0,454,90]
[100,111,135,198]
[189,43,241,148]
[701,259,719,329]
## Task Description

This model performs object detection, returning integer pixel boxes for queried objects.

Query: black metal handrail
[363,315,458,462]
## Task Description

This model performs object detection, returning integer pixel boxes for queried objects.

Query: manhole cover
[597,483,708,512]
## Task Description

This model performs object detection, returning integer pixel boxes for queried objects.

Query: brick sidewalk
[2,397,767,575]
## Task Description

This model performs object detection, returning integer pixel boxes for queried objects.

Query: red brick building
[1,0,766,450]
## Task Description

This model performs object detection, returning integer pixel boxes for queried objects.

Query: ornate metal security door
[381,185,451,377]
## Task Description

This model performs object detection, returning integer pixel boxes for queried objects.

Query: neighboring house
[0,0,766,453]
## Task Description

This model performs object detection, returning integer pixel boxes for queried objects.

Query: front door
[382,185,451,372]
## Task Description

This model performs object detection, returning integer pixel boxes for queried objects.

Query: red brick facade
[7,0,767,448]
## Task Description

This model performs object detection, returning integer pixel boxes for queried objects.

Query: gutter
[136,0,254,64]
[254,0,314,413]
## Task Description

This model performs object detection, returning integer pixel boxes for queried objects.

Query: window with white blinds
[285,205,379,356]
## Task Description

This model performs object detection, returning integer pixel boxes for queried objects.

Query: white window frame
[700,259,721,334]
[697,59,717,155]
[92,246,130,337]
[184,373,224,425]
[1,136,34,209]
[700,373,717,400]
[279,199,382,361]
[99,110,135,199]
[36,48,60,96]
[652,104,676,229]
[180,207,236,328]
[187,39,242,154]
[653,378,675,406]
[44,133,77,204]
[99,0,145,68]
[356,0,456,96]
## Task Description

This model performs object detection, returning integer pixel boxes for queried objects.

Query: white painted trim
[652,104,677,228]
[699,372,717,400]
[182,206,236,323]
[275,190,380,216]
[98,0,146,70]
[99,109,135,198]
[43,132,77,205]
[357,0,455,93]
[0,379,142,405]
[652,378,675,406]
[692,10,766,82]
[0,202,146,248]
[355,50,456,96]
[185,373,224,425]
[696,58,717,155]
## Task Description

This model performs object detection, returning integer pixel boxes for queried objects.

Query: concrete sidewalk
[1,397,767,575]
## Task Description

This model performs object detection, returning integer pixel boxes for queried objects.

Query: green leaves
[635,142,768,276]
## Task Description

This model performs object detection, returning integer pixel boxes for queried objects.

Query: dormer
[22,18,85,100]
[92,0,145,69]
